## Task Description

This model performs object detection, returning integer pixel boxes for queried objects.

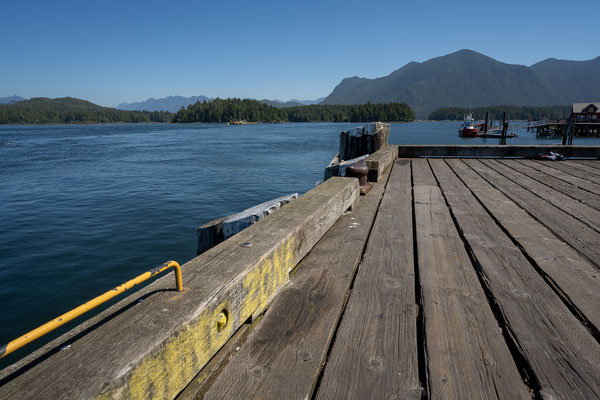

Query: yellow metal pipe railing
[0,260,182,359]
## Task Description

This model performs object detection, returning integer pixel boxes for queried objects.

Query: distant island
[0,97,172,124]
[0,97,415,124]
[171,98,415,123]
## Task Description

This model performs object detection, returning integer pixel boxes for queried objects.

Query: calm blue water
[1,121,599,367]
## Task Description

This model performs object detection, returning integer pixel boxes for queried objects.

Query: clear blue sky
[1,0,598,107]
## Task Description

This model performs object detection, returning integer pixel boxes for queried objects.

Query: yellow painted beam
[0,178,358,400]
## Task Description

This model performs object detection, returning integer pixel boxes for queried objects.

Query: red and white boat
[458,112,479,137]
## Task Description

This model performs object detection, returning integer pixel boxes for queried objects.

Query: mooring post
[484,112,489,133]
[499,121,508,145]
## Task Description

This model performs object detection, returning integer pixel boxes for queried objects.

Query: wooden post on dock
[484,112,489,133]
[339,122,389,161]
[499,122,508,145]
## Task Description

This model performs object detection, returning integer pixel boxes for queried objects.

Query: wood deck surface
[184,158,600,400]
[3,155,599,400]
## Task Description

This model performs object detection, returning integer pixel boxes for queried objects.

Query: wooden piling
[484,111,489,133]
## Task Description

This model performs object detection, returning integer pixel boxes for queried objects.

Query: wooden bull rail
[0,177,359,399]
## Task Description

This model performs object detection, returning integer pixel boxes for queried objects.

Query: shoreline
[0,120,416,127]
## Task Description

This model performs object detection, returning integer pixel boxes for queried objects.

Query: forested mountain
[116,95,212,112]
[0,95,25,104]
[321,50,600,118]
[172,98,414,123]
[0,97,172,124]
[530,56,600,102]
[428,105,570,121]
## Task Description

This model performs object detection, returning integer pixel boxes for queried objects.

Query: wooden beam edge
[0,178,359,400]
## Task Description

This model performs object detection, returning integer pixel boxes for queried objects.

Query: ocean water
[1,121,599,367]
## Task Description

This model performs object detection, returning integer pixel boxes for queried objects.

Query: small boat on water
[458,113,479,137]
[228,120,260,125]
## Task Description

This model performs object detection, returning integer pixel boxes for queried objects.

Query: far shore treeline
[1,97,575,125]
[428,105,571,121]
[0,97,415,124]
[172,98,415,123]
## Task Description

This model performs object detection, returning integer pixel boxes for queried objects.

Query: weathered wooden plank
[412,170,529,398]
[520,159,600,196]
[463,159,600,269]
[175,321,255,400]
[562,161,600,177]
[447,158,600,332]
[499,159,600,210]
[396,145,600,159]
[534,160,600,185]
[365,145,398,182]
[429,158,600,399]
[315,160,420,400]
[0,177,359,400]
[203,168,390,400]
[411,158,438,187]
[483,159,600,232]
[577,160,600,172]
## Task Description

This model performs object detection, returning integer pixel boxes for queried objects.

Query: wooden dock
[527,120,600,138]
[2,144,600,399]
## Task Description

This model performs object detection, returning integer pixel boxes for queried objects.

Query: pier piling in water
[484,111,489,133]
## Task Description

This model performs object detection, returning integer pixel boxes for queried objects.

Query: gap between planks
[428,158,600,399]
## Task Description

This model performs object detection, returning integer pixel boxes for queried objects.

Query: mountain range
[116,95,212,113]
[261,98,325,108]
[0,95,25,104]
[321,49,600,118]
[116,95,325,112]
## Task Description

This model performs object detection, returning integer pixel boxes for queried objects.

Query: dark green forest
[428,105,570,121]
[0,97,414,124]
[0,97,173,124]
[172,98,415,123]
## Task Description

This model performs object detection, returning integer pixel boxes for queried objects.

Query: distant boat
[228,120,260,125]
[458,113,479,137]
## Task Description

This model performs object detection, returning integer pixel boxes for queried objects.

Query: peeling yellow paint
[124,299,233,400]
[98,238,296,400]
[240,237,295,321]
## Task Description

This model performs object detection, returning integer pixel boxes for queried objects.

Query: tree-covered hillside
[428,105,570,121]
[0,97,173,124]
[172,98,414,123]
[173,98,288,123]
